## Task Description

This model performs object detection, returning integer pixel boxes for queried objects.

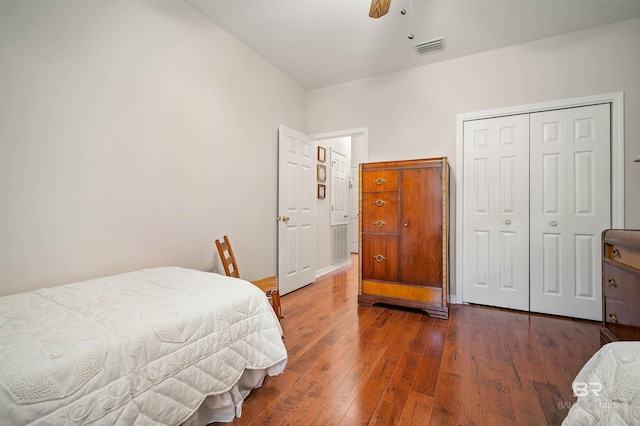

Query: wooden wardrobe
[358,158,450,319]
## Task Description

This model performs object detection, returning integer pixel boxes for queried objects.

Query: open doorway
[312,128,368,278]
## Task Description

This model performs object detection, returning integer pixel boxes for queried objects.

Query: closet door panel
[462,115,529,311]
[530,104,610,321]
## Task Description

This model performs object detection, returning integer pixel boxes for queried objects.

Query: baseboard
[316,259,352,279]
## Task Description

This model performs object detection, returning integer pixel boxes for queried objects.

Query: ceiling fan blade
[369,0,391,18]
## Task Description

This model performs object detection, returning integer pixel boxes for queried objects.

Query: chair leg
[271,290,284,320]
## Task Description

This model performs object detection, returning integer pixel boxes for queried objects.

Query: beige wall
[0,0,307,295]
[309,17,640,223]
[308,17,640,298]
[2,3,638,299]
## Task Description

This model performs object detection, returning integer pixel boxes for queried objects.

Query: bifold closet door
[529,104,610,321]
[462,115,530,310]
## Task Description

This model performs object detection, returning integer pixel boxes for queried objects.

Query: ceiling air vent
[415,37,446,54]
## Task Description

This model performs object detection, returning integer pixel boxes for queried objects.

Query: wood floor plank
[398,392,434,426]
[221,255,601,425]
[340,356,399,426]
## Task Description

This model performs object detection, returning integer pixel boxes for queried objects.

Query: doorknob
[551,221,558,226]
[505,219,511,225]
[278,215,290,223]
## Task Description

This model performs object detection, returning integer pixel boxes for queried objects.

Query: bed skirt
[183,359,286,426]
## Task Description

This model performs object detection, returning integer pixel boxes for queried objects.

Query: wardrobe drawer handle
[373,255,386,263]
[607,278,617,288]
[608,313,618,324]
[612,248,622,259]
[373,199,386,207]
[374,178,386,185]
[374,220,386,228]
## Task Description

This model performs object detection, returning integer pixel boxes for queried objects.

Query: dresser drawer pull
[374,178,387,185]
[374,220,386,228]
[612,248,622,259]
[607,313,618,324]
[373,255,386,263]
[607,278,618,288]
[373,199,386,207]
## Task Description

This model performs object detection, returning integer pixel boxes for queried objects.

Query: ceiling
[187,0,640,90]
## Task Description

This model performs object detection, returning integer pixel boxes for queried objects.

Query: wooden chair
[215,235,283,320]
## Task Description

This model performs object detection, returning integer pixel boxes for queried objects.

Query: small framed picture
[317,146,326,162]
[318,184,326,199]
[317,164,326,182]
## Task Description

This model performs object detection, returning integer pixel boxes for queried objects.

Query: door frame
[454,91,625,304]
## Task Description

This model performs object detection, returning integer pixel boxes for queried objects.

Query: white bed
[0,267,287,425]
[563,341,640,425]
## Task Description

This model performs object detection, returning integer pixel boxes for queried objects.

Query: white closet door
[529,104,610,321]
[462,115,530,310]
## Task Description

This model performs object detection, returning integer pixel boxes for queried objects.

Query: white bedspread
[0,267,287,425]
[563,342,640,425]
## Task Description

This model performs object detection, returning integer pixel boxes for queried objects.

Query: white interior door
[529,104,610,320]
[348,166,359,253]
[278,125,316,295]
[462,114,530,311]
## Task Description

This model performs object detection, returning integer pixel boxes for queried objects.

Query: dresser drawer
[362,235,398,282]
[603,231,640,270]
[362,170,398,192]
[604,262,640,310]
[604,302,640,340]
[362,192,398,214]
[362,214,398,234]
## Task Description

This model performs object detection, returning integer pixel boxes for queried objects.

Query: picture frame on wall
[318,184,326,199]
[317,164,326,182]
[317,146,326,162]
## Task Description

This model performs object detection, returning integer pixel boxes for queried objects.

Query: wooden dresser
[358,158,450,319]
[600,229,640,344]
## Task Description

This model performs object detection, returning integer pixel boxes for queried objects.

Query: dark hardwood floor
[225,255,601,425]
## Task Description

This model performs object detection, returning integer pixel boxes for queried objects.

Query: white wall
[308,17,640,298]
[0,0,307,295]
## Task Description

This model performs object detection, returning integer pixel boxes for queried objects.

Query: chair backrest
[215,235,240,278]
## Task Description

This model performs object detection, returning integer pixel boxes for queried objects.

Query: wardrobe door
[529,104,610,321]
[462,114,530,311]
[399,166,442,287]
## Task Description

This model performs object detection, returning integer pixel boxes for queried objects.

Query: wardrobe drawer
[362,170,398,193]
[362,214,398,234]
[362,235,398,282]
[362,192,398,214]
